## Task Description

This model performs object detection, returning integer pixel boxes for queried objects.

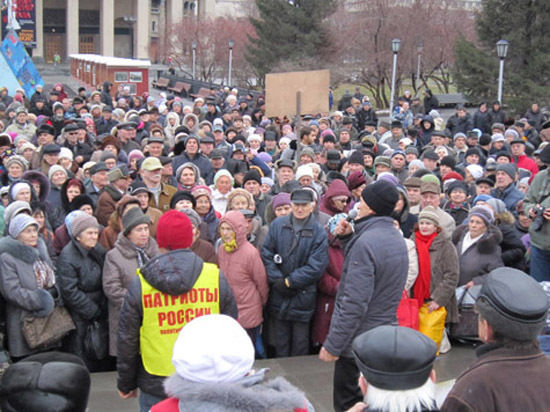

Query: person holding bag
[0,214,62,359]
[57,213,111,371]
[412,206,460,351]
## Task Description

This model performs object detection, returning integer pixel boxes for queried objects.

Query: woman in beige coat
[102,207,158,356]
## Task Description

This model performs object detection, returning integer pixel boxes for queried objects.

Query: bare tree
[327,0,475,108]
[163,17,256,86]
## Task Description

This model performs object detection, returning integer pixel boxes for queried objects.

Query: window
[129,71,143,82]
[114,72,129,82]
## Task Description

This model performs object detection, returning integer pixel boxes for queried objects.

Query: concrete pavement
[88,343,477,412]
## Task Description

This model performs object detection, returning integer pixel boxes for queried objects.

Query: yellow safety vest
[138,262,220,376]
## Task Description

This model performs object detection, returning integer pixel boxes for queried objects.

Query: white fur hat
[172,315,254,383]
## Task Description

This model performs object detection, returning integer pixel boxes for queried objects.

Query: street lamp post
[496,39,509,104]
[192,40,197,79]
[389,38,401,119]
[416,40,423,85]
[228,39,234,86]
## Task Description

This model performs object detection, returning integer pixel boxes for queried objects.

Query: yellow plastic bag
[418,304,447,355]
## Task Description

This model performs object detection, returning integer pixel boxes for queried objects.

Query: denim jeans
[531,245,550,282]
[139,391,164,412]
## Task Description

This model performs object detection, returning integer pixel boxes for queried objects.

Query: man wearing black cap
[348,325,438,412]
[523,144,550,281]
[379,120,404,150]
[95,105,118,135]
[96,165,132,226]
[31,124,56,169]
[116,122,141,154]
[271,159,296,195]
[319,180,408,412]
[442,267,550,411]
[261,189,329,358]
[85,162,109,205]
[61,123,93,165]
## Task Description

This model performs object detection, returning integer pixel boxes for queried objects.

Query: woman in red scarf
[412,206,460,326]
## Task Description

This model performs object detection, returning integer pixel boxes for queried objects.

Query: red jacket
[513,154,538,183]
[151,398,178,412]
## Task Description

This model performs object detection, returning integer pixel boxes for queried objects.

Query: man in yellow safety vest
[116,210,238,412]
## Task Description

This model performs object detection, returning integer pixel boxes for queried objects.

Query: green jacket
[524,169,550,250]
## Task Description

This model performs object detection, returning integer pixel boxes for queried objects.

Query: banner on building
[2,0,37,47]
[1,30,43,97]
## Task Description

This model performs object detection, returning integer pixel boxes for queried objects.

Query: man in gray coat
[319,180,408,412]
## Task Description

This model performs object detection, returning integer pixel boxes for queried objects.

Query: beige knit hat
[418,206,440,226]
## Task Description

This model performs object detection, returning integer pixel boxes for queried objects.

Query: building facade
[12,0,248,63]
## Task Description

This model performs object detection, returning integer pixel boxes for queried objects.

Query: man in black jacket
[116,210,237,412]
[319,180,408,412]
[261,189,328,357]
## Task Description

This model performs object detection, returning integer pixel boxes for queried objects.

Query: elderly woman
[191,185,220,243]
[226,188,255,212]
[217,210,268,349]
[211,169,234,215]
[411,206,460,327]
[175,162,201,191]
[103,208,158,357]
[452,205,504,287]
[57,213,109,371]
[46,165,69,214]
[7,180,35,204]
[0,214,60,359]
[2,155,28,186]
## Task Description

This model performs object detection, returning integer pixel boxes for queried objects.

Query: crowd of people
[0,80,549,411]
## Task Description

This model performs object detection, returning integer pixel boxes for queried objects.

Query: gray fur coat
[163,369,314,412]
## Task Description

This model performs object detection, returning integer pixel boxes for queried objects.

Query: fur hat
[418,206,440,227]
[172,315,254,383]
[71,214,99,239]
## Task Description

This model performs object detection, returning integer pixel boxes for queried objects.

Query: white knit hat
[295,164,313,181]
[466,164,484,180]
[59,147,74,161]
[172,315,254,383]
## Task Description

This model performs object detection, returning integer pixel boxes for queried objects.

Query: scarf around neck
[413,230,438,305]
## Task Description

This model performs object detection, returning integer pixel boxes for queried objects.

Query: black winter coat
[323,216,408,357]
[497,223,526,271]
[116,249,238,398]
[261,214,329,322]
[57,239,107,366]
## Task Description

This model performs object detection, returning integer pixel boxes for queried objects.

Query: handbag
[396,290,419,330]
[84,320,109,360]
[22,306,76,350]
[450,285,482,341]
[418,303,447,354]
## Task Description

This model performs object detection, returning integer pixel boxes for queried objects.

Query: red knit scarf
[413,231,438,306]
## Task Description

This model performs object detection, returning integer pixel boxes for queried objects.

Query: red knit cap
[156,210,193,250]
